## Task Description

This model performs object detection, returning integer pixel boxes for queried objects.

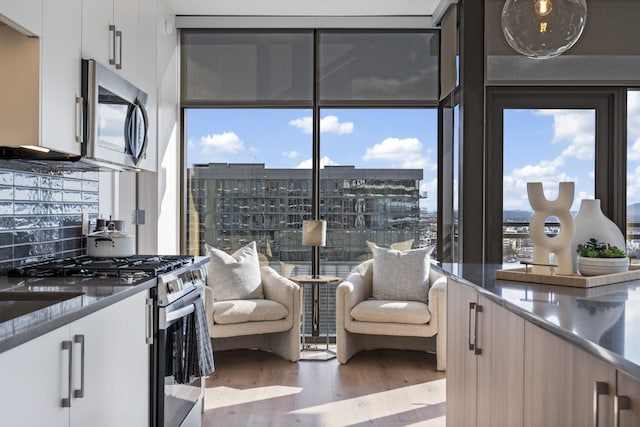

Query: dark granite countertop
[439,263,640,382]
[0,275,156,355]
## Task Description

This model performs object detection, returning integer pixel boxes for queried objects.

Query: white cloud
[362,137,427,169]
[295,156,339,169]
[282,151,299,159]
[321,115,354,134]
[200,132,244,153]
[502,109,598,210]
[289,115,354,134]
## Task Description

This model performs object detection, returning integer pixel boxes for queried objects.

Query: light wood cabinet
[447,280,524,427]
[613,370,640,426]
[524,322,616,427]
[0,291,149,426]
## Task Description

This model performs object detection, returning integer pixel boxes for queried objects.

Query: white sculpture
[527,182,575,275]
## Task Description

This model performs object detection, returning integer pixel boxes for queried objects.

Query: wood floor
[202,348,446,427]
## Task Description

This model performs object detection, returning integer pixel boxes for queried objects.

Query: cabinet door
[0,0,42,36]
[69,301,124,427]
[476,295,524,427]
[616,370,640,427]
[81,0,114,67]
[0,325,70,427]
[41,0,82,155]
[113,0,139,84]
[446,280,478,427]
[524,322,616,427]
[119,290,151,427]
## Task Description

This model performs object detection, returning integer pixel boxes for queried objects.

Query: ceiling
[166,0,443,17]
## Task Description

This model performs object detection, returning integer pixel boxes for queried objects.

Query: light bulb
[501,0,587,59]
[535,0,552,17]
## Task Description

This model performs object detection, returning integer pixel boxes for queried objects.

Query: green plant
[576,238,626,258]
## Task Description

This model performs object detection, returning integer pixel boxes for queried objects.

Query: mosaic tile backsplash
[0,160,99,273]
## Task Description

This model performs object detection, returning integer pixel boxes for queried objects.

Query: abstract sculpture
[527,182,575,275]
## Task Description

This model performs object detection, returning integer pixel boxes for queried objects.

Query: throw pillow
[369,243,434,302]
[205,241,264,301]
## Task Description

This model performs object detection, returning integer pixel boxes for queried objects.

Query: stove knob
[166,278,183,293]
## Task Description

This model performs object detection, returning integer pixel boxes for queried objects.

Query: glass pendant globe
[501,0,587,59]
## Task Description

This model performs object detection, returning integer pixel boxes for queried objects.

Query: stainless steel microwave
[81,59,149,170]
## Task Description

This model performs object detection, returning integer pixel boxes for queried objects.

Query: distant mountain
[504,204,640,223]
[503,210,533,222]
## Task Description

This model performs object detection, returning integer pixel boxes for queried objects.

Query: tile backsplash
[0,160,99,273]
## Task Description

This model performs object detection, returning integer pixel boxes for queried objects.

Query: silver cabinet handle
[108,25,116,65]
[593,381,609,427]
[468,302,475,351]
[61,340,73,407]
[614,395,630,427]
[145,297,153,344]
[473,304,483,355]
[115,30,123,70]
[75,96,83,143]
[73,335,85,398]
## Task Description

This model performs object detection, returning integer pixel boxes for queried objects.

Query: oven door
[154,289,204,427]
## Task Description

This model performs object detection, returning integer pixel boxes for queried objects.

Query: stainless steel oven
[151,258,213,427]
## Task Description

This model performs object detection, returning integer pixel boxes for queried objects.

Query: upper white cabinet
[41,0,83,156]
[81,0,140,85]
[0,0,42,36]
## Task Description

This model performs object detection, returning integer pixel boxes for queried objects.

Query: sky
[186,108,439,211]
[186,92,640,214]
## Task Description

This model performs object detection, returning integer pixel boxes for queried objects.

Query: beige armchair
[203,265,301,362]
[336,259,447,371]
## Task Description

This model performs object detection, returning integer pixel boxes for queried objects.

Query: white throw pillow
[205,241,264,301]
[369,243,434,302]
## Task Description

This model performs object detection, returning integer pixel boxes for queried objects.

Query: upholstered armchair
[203,242,301,362]
[336,248,447,371]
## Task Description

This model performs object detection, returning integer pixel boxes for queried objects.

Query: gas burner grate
[8,255,195,278]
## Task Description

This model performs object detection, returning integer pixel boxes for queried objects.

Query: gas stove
[8,255,195,279]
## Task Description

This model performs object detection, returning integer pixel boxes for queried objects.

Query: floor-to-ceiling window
[181,28,440,339]
[627,89,640,258]
[486,88,627,265]
[182,29,440,269]
[502,108,596,266]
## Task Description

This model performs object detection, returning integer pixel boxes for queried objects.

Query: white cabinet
[0,291,150,427]
[447,280,525,427]
[0,325,69,427]
[81,0,140,85]
[0,0,42,36]
[40,0,83,156]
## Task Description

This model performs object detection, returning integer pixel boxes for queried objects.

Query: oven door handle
[165,303,195,324]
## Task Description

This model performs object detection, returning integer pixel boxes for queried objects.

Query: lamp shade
[501,0,587,59]
[302,220,326,247]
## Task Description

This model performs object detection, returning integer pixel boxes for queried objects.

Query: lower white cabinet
[0,291,149,426]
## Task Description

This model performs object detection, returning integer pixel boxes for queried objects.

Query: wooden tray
[495,264,640,288]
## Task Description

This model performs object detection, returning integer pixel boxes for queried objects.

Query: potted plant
[576,238,629,276]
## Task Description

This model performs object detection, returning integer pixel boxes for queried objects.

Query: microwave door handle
[75,96,84,143]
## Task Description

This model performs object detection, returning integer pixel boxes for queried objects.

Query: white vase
[571,199,626,273]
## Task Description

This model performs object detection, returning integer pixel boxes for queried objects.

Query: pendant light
[501,0,587,59]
